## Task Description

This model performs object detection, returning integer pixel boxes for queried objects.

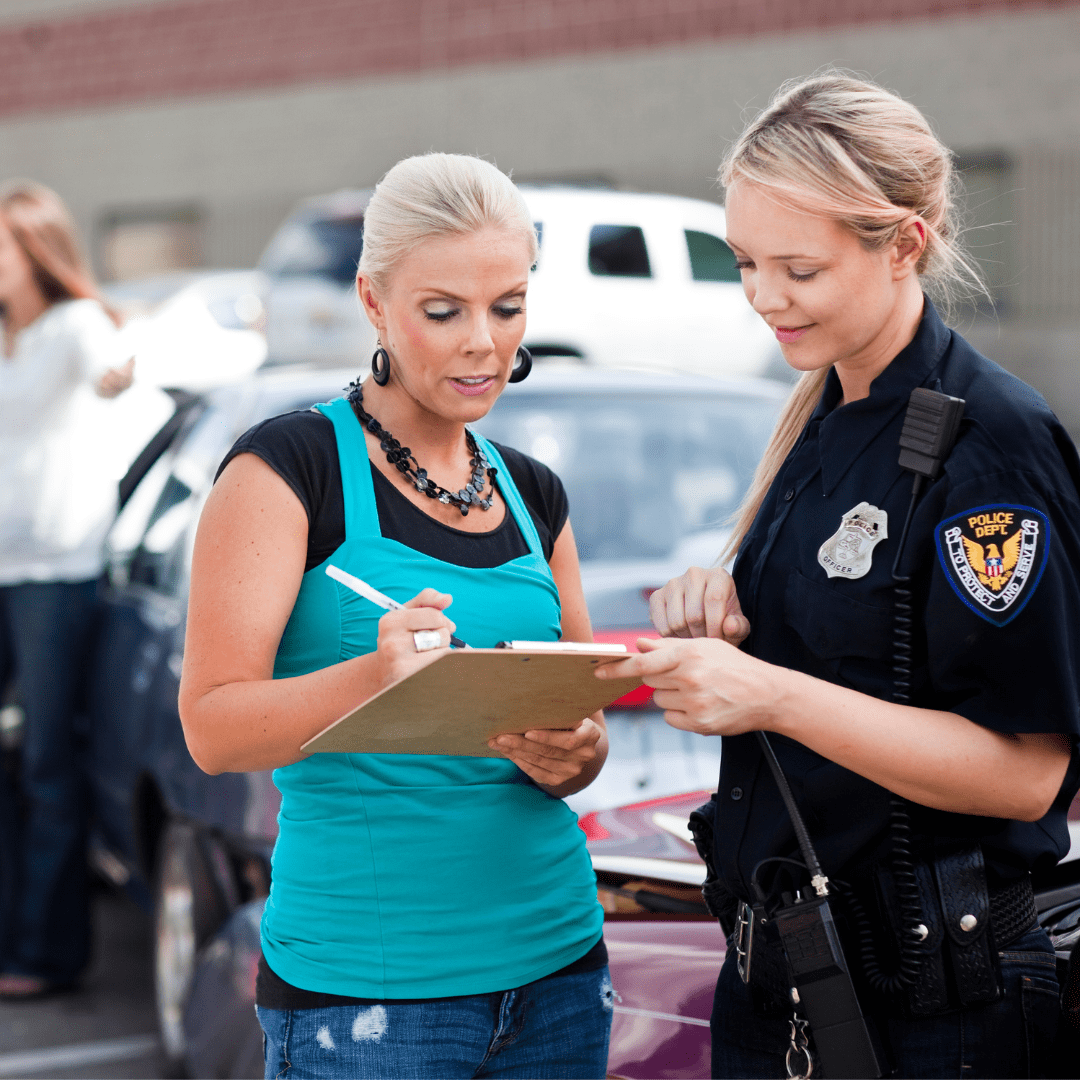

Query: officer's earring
[371,344,391,386]
[508,346,532,384]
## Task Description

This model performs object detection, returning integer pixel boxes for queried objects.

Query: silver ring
[413,630,443,653]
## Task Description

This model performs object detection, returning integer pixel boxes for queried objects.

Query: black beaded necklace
[346,379,497,516]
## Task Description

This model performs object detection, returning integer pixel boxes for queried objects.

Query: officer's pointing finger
[595,639,682,680]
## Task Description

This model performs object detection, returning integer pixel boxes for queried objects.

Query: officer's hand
[596,637,776,737]
[487,716,603,788]
[374,588,456,686]
[649,566,750,644]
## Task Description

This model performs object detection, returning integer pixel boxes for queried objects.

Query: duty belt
[734,873,1037,1015]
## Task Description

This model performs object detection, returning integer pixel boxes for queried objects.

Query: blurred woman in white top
[0,181,133,997]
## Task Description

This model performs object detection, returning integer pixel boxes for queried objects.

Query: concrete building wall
[0,0,1078,424]
[0,1,177,24]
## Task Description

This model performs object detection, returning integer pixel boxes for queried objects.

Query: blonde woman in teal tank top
[179,155,613,1079]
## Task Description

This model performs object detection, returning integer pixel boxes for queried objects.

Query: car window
[588,225,651,278]
[685,230,741,283]
[474,391,778,561]
[124,474,197,594]
[259,216,365,285]
[105,453,176,580]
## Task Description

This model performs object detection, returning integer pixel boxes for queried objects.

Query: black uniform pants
[710,926,1060,1079]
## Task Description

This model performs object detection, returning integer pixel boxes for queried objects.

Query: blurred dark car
[85,366,787,1075]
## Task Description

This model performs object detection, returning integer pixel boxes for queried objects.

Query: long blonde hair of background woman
[721,71,987,562]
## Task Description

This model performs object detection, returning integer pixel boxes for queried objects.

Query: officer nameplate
[935,504,1049,626]
[817,502,888,580]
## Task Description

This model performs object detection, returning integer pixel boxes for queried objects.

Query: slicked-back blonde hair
[357,153,538,296]
[722,72,985,561]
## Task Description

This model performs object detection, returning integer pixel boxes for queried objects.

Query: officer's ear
[891,217,927,280]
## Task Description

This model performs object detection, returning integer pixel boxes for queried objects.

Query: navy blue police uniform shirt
[718,298,1080,900]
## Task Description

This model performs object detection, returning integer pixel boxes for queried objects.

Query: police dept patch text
[935,504,1050,626]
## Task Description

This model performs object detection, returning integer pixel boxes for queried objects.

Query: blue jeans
[0,579,98,984]
[710,927,1060,1078]
[256,965,614,1079]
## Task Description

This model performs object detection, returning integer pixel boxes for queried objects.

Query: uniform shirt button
[731,786,744,801]
[784,488,795,501]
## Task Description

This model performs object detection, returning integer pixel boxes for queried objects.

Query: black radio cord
[846,386,965,994]
[836,473,930,996]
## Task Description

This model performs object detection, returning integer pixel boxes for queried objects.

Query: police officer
[599,73,1080,1079]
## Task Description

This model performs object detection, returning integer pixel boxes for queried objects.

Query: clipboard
[301,647,642,757]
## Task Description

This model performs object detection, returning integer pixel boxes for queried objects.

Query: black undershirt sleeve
[216,410,570,570]
[217,410,337,543]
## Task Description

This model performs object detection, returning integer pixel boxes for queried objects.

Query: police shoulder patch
[935,504,1050,626]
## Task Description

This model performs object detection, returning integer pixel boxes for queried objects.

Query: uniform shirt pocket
[783,569,892,662]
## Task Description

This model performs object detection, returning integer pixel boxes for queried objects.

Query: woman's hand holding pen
[374,588,457,685]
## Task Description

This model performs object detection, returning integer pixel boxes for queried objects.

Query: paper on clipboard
[301,646,643,757]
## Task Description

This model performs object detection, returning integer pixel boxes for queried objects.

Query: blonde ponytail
[722,369,828,562]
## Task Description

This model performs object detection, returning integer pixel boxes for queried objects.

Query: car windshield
[475,390,779,562]
[259,216,365,285]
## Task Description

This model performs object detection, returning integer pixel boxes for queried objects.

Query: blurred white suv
[257,185,782,380]
[520,186,779,379]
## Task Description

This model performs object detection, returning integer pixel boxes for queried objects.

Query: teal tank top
[261,397,604,997]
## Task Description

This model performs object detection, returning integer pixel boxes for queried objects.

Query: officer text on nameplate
[817,502,889,580]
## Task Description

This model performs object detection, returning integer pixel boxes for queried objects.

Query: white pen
[325,564,469,648]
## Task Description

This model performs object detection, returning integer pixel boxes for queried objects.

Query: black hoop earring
[371,347,391,386]
[508,345,532,384]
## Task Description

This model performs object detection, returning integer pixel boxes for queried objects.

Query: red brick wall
[0,0,1071,119]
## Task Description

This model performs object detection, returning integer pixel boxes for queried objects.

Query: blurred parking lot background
[0,0,1078,426]
[3,2,1080,1077]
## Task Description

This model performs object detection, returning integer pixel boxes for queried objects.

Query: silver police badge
[817,502,889,580]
